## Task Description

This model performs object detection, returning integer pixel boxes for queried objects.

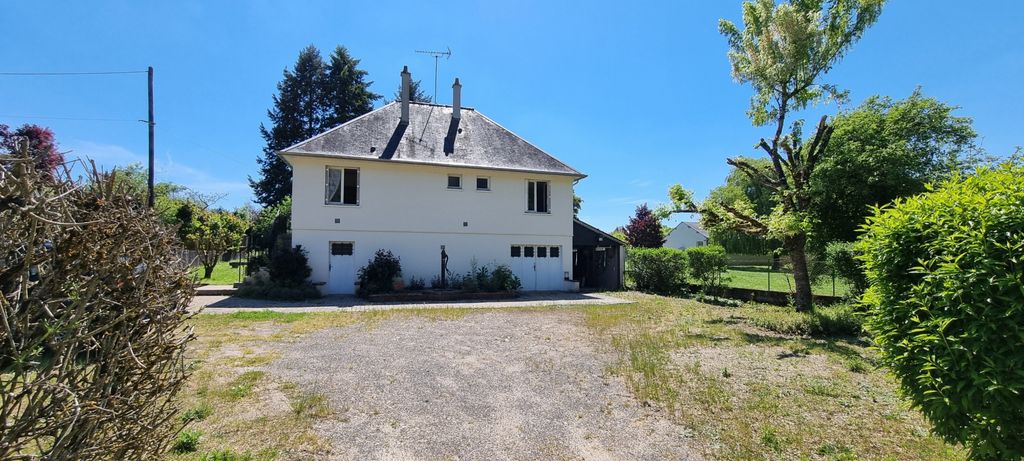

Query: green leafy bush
[356,249,402,297]
[823,241,868,295]
[268,244,312,287]
[454,261,521,292]
[626,247,687,294]
[686,244,729,293]
[858,162,1024,459]
[489,264,522,292]
[408,276,426,290]
[173,429,202,453]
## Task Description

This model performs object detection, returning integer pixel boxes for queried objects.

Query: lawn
[170,294,961,460]
[725,265,852,297]
[191,260,243,286]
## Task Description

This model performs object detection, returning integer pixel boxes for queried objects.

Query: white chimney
[400,65,411,124]
[452,78,462,120]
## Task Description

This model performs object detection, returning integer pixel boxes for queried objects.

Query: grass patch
[745,303,863,337]
[180,403,213,423]
[221,371,265,400]
[173,429,202,453]
[290,391,331,418]
[725,266,851,297]
[583,292,963,460]
[192,260,243,286]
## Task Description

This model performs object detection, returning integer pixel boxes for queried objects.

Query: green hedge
[626,247,687,294]
[686,244,729,293]
[858,162,1024,459]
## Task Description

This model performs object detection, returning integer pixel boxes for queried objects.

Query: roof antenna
[415,47,452,103]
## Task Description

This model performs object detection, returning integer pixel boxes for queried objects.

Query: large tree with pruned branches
[704,0,885,311]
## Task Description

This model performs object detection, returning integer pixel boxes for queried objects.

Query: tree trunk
[787,235,813,312]
[203,264,215,279]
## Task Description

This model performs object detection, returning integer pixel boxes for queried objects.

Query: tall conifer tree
[251,45,380,206]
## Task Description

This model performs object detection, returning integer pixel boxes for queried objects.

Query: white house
[664,221,709,250]
[279,67,585,294]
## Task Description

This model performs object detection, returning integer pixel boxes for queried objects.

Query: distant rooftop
[279,101,584,178]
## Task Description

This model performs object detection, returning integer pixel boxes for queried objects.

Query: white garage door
[510,245,563,291]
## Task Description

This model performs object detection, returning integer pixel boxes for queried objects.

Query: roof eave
[278,150,586,179]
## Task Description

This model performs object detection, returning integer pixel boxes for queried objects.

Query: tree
[391,78,432,103]
[0,123,63,172]
[703,158,780,255]
[573,194,583,217]
[176,204,247,278]
[624,204,665,248]
[323,46,381,127]
[810,89,978,243]
[706,0,884,311]
[250,45,380,207]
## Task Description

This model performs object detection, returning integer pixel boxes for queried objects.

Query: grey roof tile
[280,102,584,177]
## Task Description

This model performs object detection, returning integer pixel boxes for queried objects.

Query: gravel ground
[269,309,702,461]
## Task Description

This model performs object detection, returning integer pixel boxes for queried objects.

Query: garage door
[510,245,562,291]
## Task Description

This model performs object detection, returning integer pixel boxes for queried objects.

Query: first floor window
[476,176,490,191]
[447,175,462,189]
[527,180,550,213]
[326,167,359,205]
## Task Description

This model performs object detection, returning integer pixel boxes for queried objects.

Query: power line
[0,114,142,123]
[0,70,148,76]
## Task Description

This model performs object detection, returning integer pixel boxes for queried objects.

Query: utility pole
[147,66,155,208]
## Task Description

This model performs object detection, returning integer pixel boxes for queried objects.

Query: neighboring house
[279,67,585,294]
[664,221,709,250]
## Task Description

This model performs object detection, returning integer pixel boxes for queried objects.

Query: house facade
[280,67,584,294]
[664,221,709,250]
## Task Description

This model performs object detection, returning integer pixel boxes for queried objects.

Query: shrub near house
[858,162,1024,459]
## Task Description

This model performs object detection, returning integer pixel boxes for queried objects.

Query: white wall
[664,223,708,250]
[285,155,576,293]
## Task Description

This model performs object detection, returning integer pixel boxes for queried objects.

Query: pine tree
[624,204,665,248]
[391,79,432,103]
[250,45,381,207]
[323,46,381,128]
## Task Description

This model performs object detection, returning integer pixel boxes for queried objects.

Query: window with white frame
[447,175,462,189]
[526,180,550,213]
[326,167,359,205]
[476,176,490,191]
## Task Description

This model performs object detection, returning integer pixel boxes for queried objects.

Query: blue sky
[2,1,1021,231]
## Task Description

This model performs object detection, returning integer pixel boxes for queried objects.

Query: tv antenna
[415,47,452,103]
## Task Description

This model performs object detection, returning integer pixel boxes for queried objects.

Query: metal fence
[724,254,848,297]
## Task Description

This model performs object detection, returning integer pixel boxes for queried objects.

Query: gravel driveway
[270,309,702,460]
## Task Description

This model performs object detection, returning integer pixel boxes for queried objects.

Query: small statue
[440,246,449,289]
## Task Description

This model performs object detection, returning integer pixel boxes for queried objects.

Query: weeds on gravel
[290,392,331,418]
[583,292,964,461]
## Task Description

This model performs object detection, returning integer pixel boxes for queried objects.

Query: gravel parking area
[268,309,702,460]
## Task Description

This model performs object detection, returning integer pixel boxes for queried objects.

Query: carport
[572,219,625,291]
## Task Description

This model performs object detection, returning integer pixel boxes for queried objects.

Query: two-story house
[279,67,585,294]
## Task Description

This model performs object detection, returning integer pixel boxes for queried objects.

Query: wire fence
[724,254,849,297]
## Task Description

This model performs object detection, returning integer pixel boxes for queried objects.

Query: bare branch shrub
[0,143,196,459]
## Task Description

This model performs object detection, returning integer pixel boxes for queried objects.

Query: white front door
[328,241,355,294]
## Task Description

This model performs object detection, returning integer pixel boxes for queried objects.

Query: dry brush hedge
[0,149,196,459]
